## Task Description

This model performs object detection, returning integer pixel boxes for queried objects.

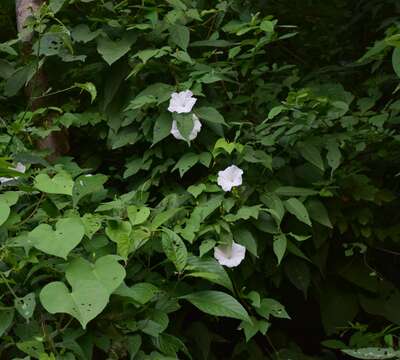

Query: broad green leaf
[127,335,142,360]
[66,255,126,295]
[0,203,10,227]
[195,107,226,125]
[162,229,188,272]
[181,290,251,322]
[150,208,182,230]
[29,218,85,259]
[392,48,400,78]
[127,205,151,226]
[0,191,19,206]
[233,227,257,257]
[173,113,194,141]
[267,105,285,119]
[0,308,14,336]
[169,25,190,50]
[153,113,172,145]
[306,199,332,228]
[34,172,74,195]
[71,24,101,43]
[256,298,290,320]
[342,348,400,359]
[16,340,45,358]
[49,0,66,13]
[40,280,109,329]
[172,153,199,177]
[298,142,324,171]
[115,282,159,305]
[105,221,132,259]
[284,198,312,226]
[273,234,287,265]
[81,213,102,238]
[138,309,169,337]
[185,256,233,291]
[72,174,108,206]
[241,317,270,342]
[14,293,35,321]
[326,140,341,173]
[97,35,136,65]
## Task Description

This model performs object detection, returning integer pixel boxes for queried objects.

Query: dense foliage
[1,0,400,359]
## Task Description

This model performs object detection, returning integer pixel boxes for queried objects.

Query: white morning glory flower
[170,114,202,141]
[214,241,246,268]
[168,90,197,114]
[0,162,26,184]
[217,165,243,192]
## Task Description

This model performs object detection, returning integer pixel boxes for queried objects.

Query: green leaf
[40,280,109,329]
[172,153,199,177]
[66,255,126,295]
[185,256,233,291]
[29,217,85,259]
[342,348,400,359]
[127,206,151,226]
[306,199,332,228]
[0,202,10,227]
[0,308,14,336]
[161,229,188,272]
[150,208,182,230]
[34,172,74,195]
[127,335,142,360]
[195,107,226,125]
[97,35,136,65]
[326,140,341,173]
[72,174,108,207]
[115,282,159,305]
[392,48,400,78]
[298,142,324,171]
[181,291,251,322]
[267,105,285,119]
[14,293,35,321]
[153,113,172,145]
[75,82,97,103]
[49,0,66,13]
[138,309,169,337]
[105,221,132,259]
[81,213,102,239]
[173,113,194,141]
[275,186,319,197]
[256,298,290,320]
[284,198,312,226]
[169,25,190,50]
[273,234,287,265]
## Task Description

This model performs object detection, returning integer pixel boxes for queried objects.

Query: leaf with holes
[34,172,74,195]
[81,213,102,239]
[342,347,400,359]
[72,174,108,207]
[127,206,151,226]
[66,255,125,295]
[40,280,109,329]
[162,229,188,272]
[29,217,85,259]
[14,293,36,321]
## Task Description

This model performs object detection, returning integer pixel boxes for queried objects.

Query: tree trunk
[15,0,69,161]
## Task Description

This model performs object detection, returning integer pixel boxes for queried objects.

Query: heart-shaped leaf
[34,172,74,195]
[66,255,125,295]
[14,292,36,321]
[97,35,136,65]
[40,280,109,329]
[29,218,85,259]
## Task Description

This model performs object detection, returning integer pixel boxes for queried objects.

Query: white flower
[0,162,26,184]
[170,114,202,141]
[214,241,246,268]
[217,165,243,192]
[168,90,197,114]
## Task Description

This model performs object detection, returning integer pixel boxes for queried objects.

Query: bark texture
[15,0,69,161]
